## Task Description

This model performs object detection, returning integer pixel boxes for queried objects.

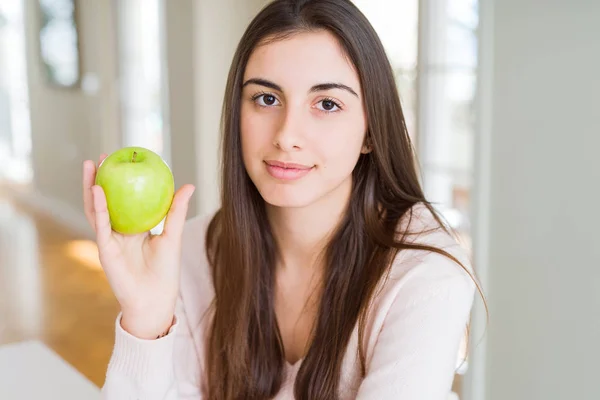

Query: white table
[0,341,462,399]
[0,340,101,399]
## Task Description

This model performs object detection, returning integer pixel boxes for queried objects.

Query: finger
[162,184,195,240]
[82,160,97,229]
[84,153,108,230]
[91,185,112,248]
[98,153,108,166]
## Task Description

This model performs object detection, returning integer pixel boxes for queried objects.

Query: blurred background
[0,0,598,399]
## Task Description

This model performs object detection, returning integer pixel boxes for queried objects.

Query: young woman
[84,0,480,398]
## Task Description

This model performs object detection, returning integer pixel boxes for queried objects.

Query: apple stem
[132,151,137,163]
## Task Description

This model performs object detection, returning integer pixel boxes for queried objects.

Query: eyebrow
[242,78,359,97]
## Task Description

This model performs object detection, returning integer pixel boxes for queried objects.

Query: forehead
[243,30,361,91]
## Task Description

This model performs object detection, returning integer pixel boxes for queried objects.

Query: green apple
[95,146,175,235]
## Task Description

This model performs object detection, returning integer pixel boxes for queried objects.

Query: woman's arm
[101,291,203,400]
[355,253,476,400]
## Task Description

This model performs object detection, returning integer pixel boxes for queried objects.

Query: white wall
[473,1,600,399]
[23,0,119,215]
[165,0,268,218]
[193,0,269,216]
[163,0,198,217]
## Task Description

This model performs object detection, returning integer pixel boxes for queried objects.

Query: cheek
[240,106,272,161]
[240,105,277,151]
[321,143,363,178]
[314,120,365,175]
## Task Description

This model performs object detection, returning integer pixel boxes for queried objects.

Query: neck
[266,178,352,272]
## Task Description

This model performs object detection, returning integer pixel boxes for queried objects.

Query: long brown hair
[204,0,484,399]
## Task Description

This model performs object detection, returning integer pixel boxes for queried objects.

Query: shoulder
[354,203,477,373]
[391,202,474,281]
[370,202,476,323]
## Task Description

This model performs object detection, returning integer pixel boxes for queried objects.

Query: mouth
[264,160,314,181]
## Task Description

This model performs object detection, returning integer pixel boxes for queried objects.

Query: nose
[272,107,305,151]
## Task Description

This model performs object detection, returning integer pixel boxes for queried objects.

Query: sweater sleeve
[100,292,203,400]
[355,252,476,400]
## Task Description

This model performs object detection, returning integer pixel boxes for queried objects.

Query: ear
[361,133,373,154]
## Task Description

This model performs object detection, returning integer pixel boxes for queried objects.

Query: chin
[255,183,319,209]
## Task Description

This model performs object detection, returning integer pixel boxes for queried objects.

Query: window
[418,0,479,252]
[352,0,419,142]
[0,0,33,184]
[115,0,169,163]
[354,0,479,251]
[353,0,480,397]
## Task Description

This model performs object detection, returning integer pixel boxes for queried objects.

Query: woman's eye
[255,94,280,107]
[317,99,341,112]
[252,93,341,113]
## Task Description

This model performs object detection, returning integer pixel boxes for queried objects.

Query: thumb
[162,184,195,239]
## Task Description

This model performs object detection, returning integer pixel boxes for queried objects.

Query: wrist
[121,309,175,340]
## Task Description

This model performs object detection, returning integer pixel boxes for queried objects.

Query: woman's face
[240,30,368,209]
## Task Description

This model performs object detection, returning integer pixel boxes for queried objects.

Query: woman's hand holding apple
[82,151,195,340]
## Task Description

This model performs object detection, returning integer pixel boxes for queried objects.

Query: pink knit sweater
[100,204,475,399]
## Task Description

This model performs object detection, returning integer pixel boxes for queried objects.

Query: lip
[264,160,313,170]
[264,160,314,181]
